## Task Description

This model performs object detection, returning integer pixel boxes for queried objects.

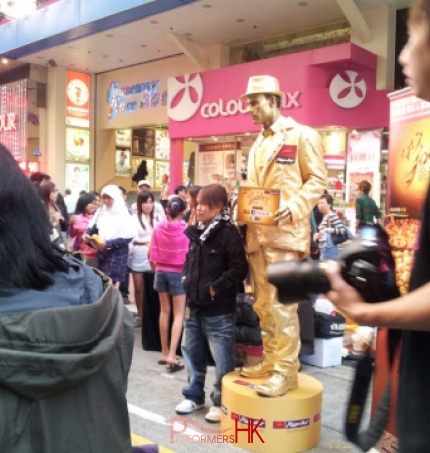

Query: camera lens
[267,260,331,304]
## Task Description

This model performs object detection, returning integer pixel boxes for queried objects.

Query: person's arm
[325,261,430,331]
[326,213,346,236]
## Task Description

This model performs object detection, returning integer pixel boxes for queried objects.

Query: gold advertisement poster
[237,187,280,225]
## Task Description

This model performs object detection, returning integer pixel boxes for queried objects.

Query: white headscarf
[91,185,135,241]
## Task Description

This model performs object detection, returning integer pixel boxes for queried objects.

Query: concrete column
[170,139,184,194]
[351,4,396,90]
[45,66,67,188]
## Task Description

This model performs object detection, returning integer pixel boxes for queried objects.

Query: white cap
[137,180,152,188]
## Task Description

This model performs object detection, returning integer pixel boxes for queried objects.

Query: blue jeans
[181,312,235,406]
[320,246,338,261]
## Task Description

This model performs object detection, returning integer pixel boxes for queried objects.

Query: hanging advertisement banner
[345,130,382,203]
[66,70,91,128]
[371,88,430,453]
[0,79,27,161]
[387,89,430,218]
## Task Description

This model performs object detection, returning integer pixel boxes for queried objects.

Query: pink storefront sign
[168,43,390,139]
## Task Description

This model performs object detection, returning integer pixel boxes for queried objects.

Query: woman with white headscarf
[83,185,135,288]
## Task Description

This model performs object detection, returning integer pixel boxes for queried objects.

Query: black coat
[183,220,248,316]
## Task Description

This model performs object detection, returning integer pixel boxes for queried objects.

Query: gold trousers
[248,247,303,377]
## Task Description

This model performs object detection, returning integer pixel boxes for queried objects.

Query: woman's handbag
[331,226,353,246]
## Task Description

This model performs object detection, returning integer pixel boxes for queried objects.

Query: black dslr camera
[267,225,400,303]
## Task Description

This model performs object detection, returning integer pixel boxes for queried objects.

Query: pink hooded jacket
[150,220,189,273]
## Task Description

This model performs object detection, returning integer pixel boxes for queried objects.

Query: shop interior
[113,126,389,229]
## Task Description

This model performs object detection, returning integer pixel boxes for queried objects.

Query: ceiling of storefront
[1,0,412,75]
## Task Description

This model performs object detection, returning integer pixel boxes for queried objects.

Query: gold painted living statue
[239,75,327,397]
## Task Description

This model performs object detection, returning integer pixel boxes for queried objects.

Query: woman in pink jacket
[150,196,188,372]
[69,193,99,267]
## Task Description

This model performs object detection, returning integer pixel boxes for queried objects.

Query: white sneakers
[175,400,222,424]
[175,399,205,415]
[204,406,222,423]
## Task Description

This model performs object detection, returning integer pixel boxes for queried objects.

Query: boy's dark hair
[359,180,371,195]
[174,185,186,195]
[167,196,186,219]
[89,190,100,198]
[136,190,155,230]
[0,144,68,292]
[198,184,228,210]
[320,193,334,207]
[75,193,96,215]
[65,188,71,195]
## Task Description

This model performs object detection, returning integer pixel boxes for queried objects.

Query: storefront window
[185,134,257,191]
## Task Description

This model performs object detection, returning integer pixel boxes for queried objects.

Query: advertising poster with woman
[65,163,89,195]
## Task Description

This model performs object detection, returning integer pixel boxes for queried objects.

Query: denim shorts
[154,271,185,295]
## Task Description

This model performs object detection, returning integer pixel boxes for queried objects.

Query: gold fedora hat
[241,75,284,98]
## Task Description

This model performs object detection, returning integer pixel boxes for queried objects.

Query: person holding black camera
[325,2,430,449]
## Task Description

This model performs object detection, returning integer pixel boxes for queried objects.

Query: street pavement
[127,331,370,453]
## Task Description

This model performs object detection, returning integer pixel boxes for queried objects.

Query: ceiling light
[1,58,8,64]
[236,19,245,23]
[188,138,193,140]
[140,44,147,48]
[119,59,123,62]
[106,33,114,38]
[184,32,192,36]
[298,1,308,5]
[203,4,212,8]
[150,20,159,24]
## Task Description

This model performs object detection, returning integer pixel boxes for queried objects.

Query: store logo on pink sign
[329,71,366,109]
[168,74,204,122]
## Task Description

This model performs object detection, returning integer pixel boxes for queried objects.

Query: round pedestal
[220,371,323,453]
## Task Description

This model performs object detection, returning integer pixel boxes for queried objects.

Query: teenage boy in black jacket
[175,184,248,423]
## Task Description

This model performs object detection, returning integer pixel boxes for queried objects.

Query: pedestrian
[175,184,248,423]
[355,180,382,229]
[150,196,188,371]
[325,2,430,449]
[0,143,134,452]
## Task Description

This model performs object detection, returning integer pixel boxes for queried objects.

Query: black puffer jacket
[183,220,248,316]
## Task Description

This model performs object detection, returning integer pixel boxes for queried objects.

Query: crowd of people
[2,0,430,448]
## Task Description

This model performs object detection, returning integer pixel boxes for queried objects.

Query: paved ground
[127,329,371,453]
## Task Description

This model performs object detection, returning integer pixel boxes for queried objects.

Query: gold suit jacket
[246,116,327,254]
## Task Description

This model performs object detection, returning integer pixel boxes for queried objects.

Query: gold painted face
[246,93,277,127]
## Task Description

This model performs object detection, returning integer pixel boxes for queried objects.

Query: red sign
[66,70,90,128]
[199,142,241,152]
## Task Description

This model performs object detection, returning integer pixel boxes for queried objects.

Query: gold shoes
[239,361,274,378]
[255,371,298,397]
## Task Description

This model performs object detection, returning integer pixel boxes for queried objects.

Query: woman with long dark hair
[128,190,163,327]
[0,144,133,451]
[184,185,201,226]
[40,180,67,248]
